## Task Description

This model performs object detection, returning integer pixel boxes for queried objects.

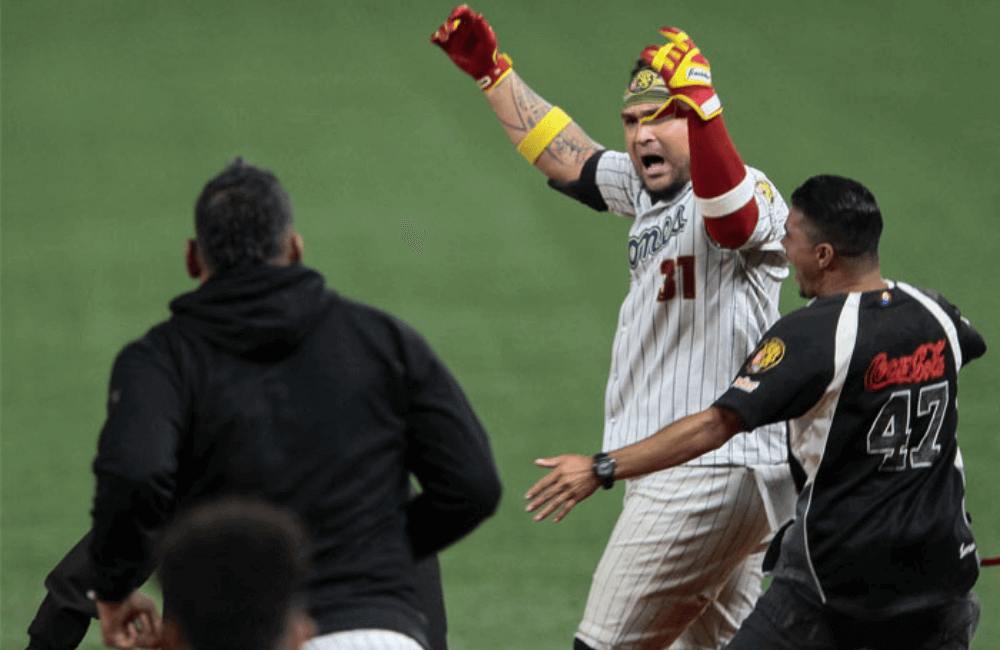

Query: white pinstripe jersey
[595,150,788,467]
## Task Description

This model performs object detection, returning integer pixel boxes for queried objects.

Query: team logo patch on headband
[630,69,661,93]
[623,68,670,109]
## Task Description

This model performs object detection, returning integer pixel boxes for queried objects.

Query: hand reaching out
[525,454,600,523]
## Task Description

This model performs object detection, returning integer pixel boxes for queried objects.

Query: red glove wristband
[432,5,513,92]
[477,52,512,91]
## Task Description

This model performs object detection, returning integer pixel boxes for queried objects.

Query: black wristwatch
[593,452,617,490]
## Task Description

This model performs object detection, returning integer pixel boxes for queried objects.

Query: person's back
[102,262,500,635]
[84,158,502,650]
[752,282,981,617]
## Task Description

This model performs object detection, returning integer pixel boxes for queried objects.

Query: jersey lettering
[627,205,688,269]
[864,340,946,391]
[866,381,948,472]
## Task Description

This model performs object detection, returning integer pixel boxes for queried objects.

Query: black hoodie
[87,263,501,645]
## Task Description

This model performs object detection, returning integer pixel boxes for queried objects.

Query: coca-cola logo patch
[864,340,946,391]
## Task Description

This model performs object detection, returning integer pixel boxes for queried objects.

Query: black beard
[644,179,688,204]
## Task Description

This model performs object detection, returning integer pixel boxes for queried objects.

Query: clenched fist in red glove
[640,28,721,122]
[431,5,512,91]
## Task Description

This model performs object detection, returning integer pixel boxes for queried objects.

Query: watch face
[594,455,616,489]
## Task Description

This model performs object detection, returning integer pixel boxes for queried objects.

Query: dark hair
[791,175,883,260]
[194,157,294,273]
[629,58,651,80]
[155,496,311,650]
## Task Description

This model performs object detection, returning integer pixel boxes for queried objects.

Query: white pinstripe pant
[576,464,793,650]
[303,629,425,650]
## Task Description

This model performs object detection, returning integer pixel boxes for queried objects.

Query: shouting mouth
[641,155,669,176]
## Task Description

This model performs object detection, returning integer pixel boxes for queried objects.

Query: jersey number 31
[657,256,697,302]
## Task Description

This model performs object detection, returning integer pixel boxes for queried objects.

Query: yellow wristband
[516,107,572,164]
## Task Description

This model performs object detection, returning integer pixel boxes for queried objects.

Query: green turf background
[3,1,998,648]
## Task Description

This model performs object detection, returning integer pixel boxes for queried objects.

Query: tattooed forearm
[483,70,603,179]
[512,81,553,130]
[543,123,598,167]
[492,75,552,133]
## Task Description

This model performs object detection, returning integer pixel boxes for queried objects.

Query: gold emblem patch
[630,68,662,93]
[747,338,785,374]
[754,179,776,205]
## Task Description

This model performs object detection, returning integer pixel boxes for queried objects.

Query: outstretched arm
[525,407,743,522]
[431,5,602,183]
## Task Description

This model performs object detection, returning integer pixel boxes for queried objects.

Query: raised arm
[431,5,601,183]
[641,28,761,248]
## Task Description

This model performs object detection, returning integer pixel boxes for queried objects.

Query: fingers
[533,456,561,468]
[524,465,580,522]
[431,19,459,44]
[104,623,138,650]
[526,468,558,501]
[534,492,578,523]
[97,593,164,650]
[432,9,466,43]
[448,4,477,23]
[433,5,481,43]
[135,612,164,649]
[659,26,692,49]
[640,45,659,66]
[527,478,585,523]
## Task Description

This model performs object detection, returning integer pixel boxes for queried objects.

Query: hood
[169,263,328,361]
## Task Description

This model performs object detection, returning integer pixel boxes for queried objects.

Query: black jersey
[714,281,986,617]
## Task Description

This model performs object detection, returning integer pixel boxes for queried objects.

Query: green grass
[3,1,998,648]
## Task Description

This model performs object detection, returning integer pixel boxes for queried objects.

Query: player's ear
[185,239,202,279]
[815,242,835,270]
[289,233,304,264]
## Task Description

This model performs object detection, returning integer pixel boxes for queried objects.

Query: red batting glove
[431,5,512,91]
[640,28,722,122]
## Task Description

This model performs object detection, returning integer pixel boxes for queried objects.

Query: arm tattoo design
[498,78,552,133]
[496,75,600,167]
[544,125,598,167]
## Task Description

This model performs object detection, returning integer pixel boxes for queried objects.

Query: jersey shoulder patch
[747,337,785,374]
[754,178,776,205]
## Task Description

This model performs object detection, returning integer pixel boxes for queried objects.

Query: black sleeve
[89,340,186,601]
[399,325,502,559]
[958,318,987,365]
[714,311,835,431]
[26,533,96,650]
[546,150,608,212]
[930,290,987,365]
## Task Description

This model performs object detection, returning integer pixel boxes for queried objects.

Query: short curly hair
[194,157,294,273]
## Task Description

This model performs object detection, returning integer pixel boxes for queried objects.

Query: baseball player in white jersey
[432,8,795,650]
